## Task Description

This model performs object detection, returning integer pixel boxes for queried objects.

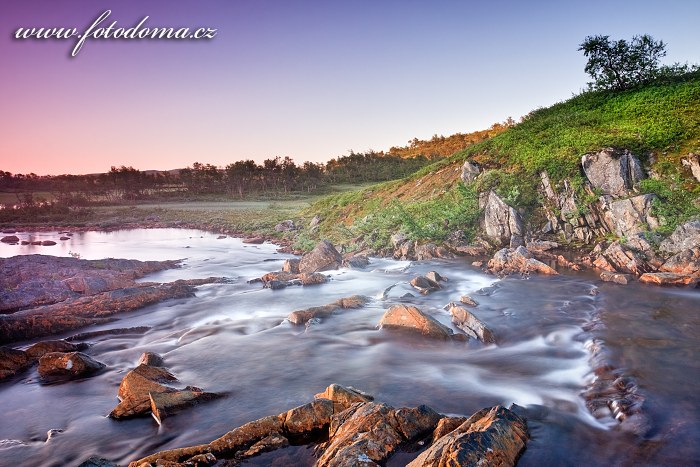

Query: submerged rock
[407,405,529,467]
[288,296,369,325]
[379,304,454,340]
[37,351,105,380]
[298,240,343,273]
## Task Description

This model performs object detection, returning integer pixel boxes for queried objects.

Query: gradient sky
[1,0,699,175]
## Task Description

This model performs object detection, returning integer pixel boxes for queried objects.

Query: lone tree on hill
[579,34,666,91]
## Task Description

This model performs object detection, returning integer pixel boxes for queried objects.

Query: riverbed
[0,229,698,466]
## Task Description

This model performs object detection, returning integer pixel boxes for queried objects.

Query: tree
[579,34,666,90]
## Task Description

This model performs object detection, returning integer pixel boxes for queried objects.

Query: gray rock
[298,240,343,273]
[460,160,480,184]
[603,194,659,237]
[600,271,632,285]
[681,153,700,182]
[659,247,700,276]
[659,220,700,254]
[479,191,524,246]
[582,148,644,197]
[274,220,297,232]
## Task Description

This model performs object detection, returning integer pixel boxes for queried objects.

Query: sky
[1,0,699,176]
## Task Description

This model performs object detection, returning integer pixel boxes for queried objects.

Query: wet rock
[137,351,164,367]
[78,455,119,467]
[299,272,328,285]
[600,271,632,285]
[459,295,478,307]
[282,259,300,273]
[526,239,559,251]
[659,221,700,255]
[446,303,496,344]
[25,339,87,359]
[478,191,524,246]
[604,194,659,237]
[314,384,374,412]
[471,261,484,267]
[460,160,481,184]
[415,243,454,260]
[242,237,264,244]
[240,433,289,459]
[660,247,700,276]
[581,148,644,197]
[209,415,286,457]
[681,153,700,182]
[37,352,105,380]
[379,305,454,340]
[274,220,297,232]
[343,254,370,269]
[487,246,558,276]
[41,240,57,246]
[410,275,442,295]
[59,236,70,241]
[131,444,213,466]
[0,347,31,380]
[639,273,699,286]
[150,389,221,425]
[432,416,468,442]
[288,296,369,325]
[110,364,178,419]
[298,240,343,273]
[1,235,19,243]
[425,271,447,283]
[407,405,528,467]
[283,399,334,439]
[593,241,654,276]
[394,405,442,440]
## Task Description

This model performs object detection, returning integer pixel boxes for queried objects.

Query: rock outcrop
[659,220,700,255]
[603,194,659,237]
[379,305,454,340]
[298,240,343,273]
[592,241,654,276]
[479,191,524,246]
[460,160,481,184]
[659,247,700,276]
[581,148,644,197]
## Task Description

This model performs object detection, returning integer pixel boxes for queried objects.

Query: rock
[274,220,297,232]
[446,303,496,344]
[37,351,105,380]
[343,254,370,269]
[415,243,454,260]
[459,295,478,307]
[407,405,528,467]
[471,261,483,267]
[526,240,559,251]
[25,339,86,359]
[41,240,57,246]
[460,160,480,184]
[282,259,300,273]
[593,241,654,276]
[283,398,334,438]
[425,271,447,283]
[78,455,119,467]
[681,153,700,182]
[288,296,369,325]
[314,384,374,412]
[0,347,31,380]
[639,273,699,286]
[150,389,221,425]
[432,416,468,442]
[242,237,265,244]
[659,221,700,255]
[1,235,19,243]
[208,415,286,458]
[137,351,164,367]
[581,148,644,197]
[509,235,525,248]
[600,271,632,285]
[59,236,71,241]
[240,433,288,458]
[487,246,558,276]
[110,364,178,418]
[660,247,700,276]
[379,305,454,340]
[603,194,659,237]
[410,275,442,295]
[390,233,408,249]
[393,405,442,440]
[479,191,524,246]
[310,215,322,228]
[298,240,343,273]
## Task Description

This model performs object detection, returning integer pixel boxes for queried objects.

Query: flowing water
[0,229,698,466]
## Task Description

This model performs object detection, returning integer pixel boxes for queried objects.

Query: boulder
[659,221,700,255]
[37,351,105,380]
[0,347,31,380]
[639,273,699,286]
[600,271,632,285]
[150,388,221,425]
[260,271,327,289]
[415,243,454,260]
[274,220,297,232]
[288,296,369,325]
[410,275,442,295]
[282,258,300,273]
[581,148,644,197]
[137,351,164,367]
[298,240,343,273]
[78,455,119,467]
[110,364,178,419]
[659,247,700,276]
[379,305,454,340]
[41,240,57,246]
[26,339,86,359]
[1,235,19,243]
[487,246,558,276]
[460,160,480,184]
[459,295,478,307]
[314,384,374,412]
[603,194,659,237]
[479,191,524,246]
[406,405,528,467]
[593,241,654,276]
[681,153,700,182]
[446,303,496,344]
[283,398,334,438]
[343,254,370,269]
[425,271,447,283]
[242,237,265,244]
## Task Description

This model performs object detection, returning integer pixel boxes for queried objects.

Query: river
[0,229,698,466]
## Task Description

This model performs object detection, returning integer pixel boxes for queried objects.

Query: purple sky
[2,0,699,175]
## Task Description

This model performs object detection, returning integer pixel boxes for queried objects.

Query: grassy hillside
[302,73,700,250]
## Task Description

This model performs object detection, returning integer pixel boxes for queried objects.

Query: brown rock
[25,339,86,359]
[150,389,221,425]
[288,296,369,325]
[283,398,334,438]
[410,275,442,295]
[407,405,529,467]
[242,237,265,244]
[59,236,70,241]
[487,246,557,276]
[526,240,559,251]
[314,384,374,412]
[0,347,31,380]
[208,414,286,457]
[393,405,442,440]
[343,254,370,269]
[240,433,289,458]
[593,241,653,276]
[282,258,300,273]
[299,272,328,285]
[1,235,19,243]
[660,247,700,276]
[137,351,164,367]
[447,303,496,344]
[37,351,105,380]
[639,273,699,286]
[110,364,177,419]
[129,445,212,467]
[298,240,343,273]
[432,416,468,442]
[600,271,632,285]
[41,240,57,246]
[379,305,453,340]
[581,147,643,198]
[425,271,447,283]
[459,295,479,307]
